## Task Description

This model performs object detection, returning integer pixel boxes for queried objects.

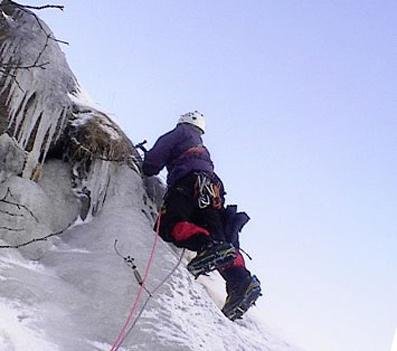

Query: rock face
[0,3,302,351]
[0,0,77,179]
[0,0,140,220]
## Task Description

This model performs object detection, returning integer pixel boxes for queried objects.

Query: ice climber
[142,111,262,320]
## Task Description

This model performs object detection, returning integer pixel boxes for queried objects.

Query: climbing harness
[195,172,223,209]
[109,215,185,351]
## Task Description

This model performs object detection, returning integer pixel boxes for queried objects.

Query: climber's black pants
[158,172,225,251]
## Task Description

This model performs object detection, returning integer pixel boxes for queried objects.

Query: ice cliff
[0,2,301,350]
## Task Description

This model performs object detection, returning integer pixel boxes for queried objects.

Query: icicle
[1,5,77,178]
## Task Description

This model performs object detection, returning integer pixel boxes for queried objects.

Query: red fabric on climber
[171,221,210,242]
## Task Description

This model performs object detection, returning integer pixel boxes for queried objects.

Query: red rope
[109,215,162,351]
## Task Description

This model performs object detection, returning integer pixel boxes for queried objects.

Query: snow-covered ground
[0,160,302,351]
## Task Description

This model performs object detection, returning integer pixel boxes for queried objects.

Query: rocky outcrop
[0,0,142,221]
[0,0,77,179]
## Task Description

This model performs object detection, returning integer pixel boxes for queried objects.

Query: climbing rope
[109,216,162,351]
[113,240,152,297]
[109,216,186,351]
[121,248,185,342]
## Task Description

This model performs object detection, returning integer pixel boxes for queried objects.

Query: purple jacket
[142,123,214,186]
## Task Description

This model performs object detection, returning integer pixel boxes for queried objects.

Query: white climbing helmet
[177,110,206,133]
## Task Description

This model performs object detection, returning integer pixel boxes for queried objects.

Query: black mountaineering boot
[222,275,262,321]
[187,242,237,278]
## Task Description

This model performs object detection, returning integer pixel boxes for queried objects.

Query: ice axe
[134,140,148,153]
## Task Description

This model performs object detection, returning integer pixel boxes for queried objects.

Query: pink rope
[109,215,161,351]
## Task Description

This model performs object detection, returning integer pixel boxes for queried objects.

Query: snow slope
[0,160,301,351]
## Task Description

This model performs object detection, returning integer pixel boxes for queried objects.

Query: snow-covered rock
[0,1,140,219]
[0,0,76,179]
[0,133,26,182]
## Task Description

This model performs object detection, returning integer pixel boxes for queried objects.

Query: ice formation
[0,1,140,219]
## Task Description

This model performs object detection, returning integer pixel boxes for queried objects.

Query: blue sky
[40,1,396,350]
